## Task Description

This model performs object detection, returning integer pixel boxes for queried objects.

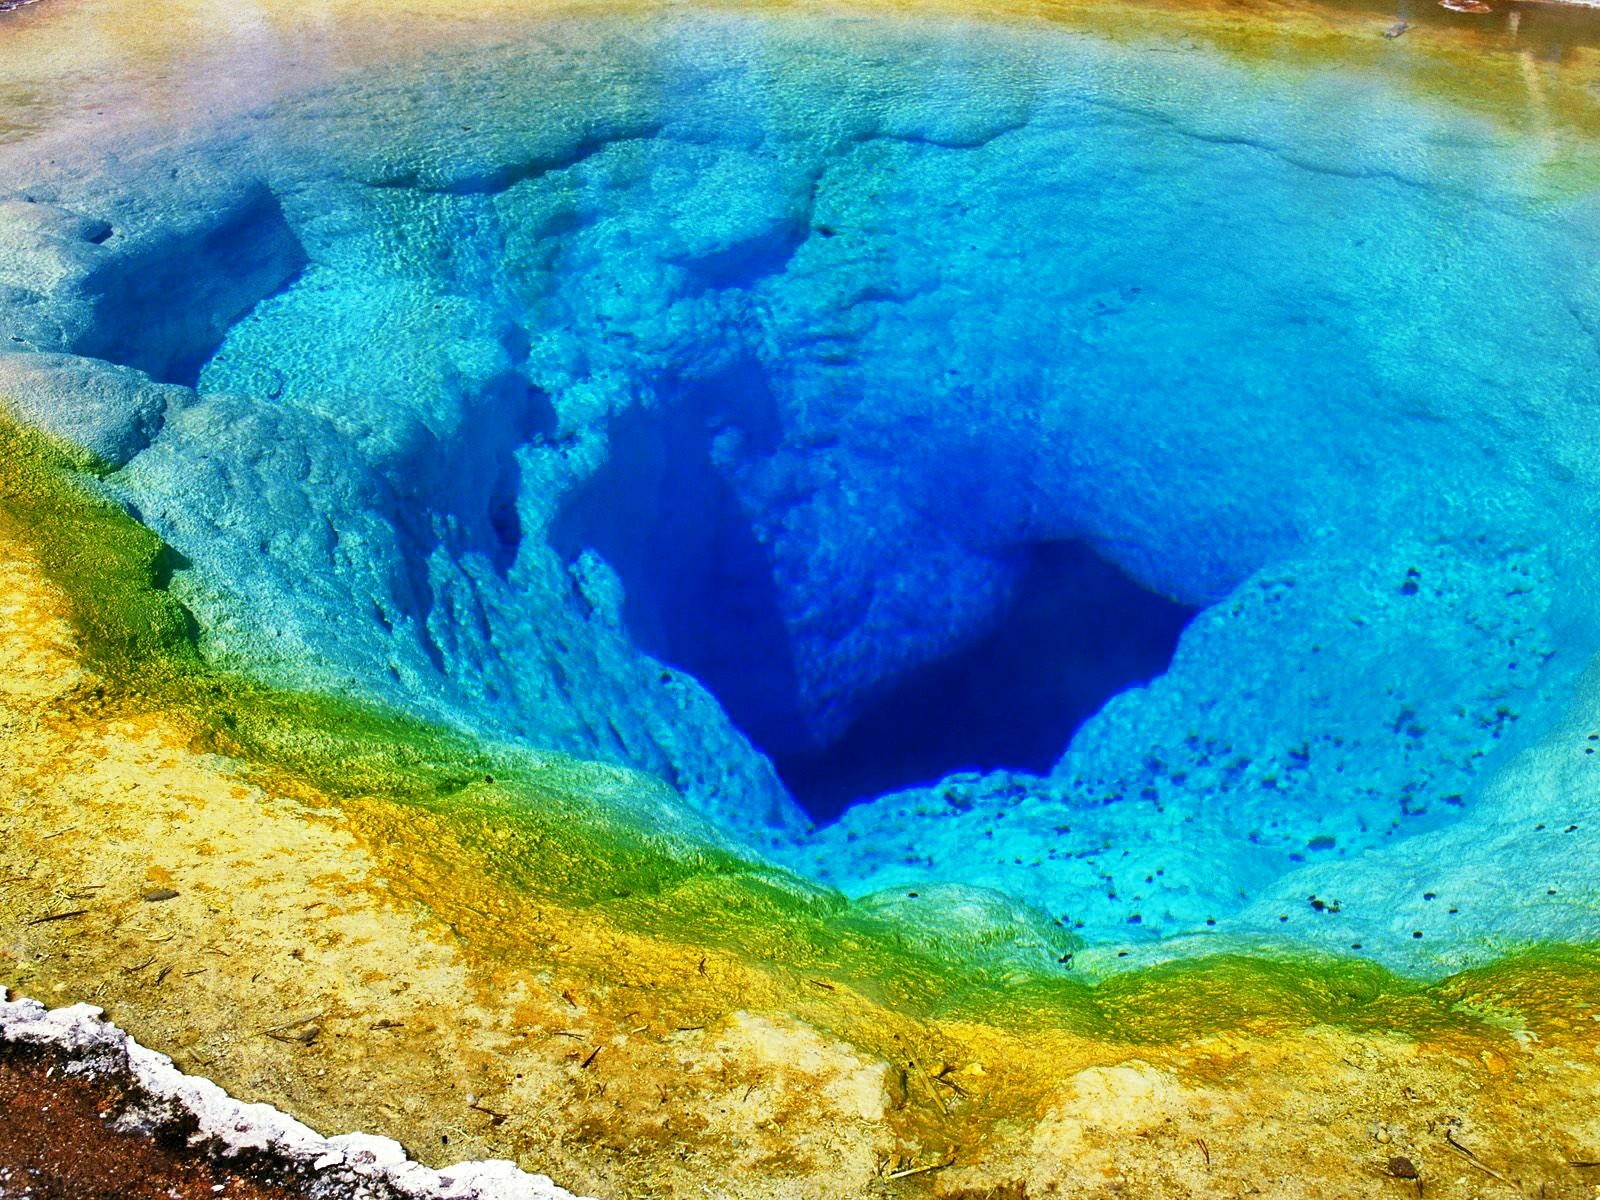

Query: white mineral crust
[0,989,596,1200]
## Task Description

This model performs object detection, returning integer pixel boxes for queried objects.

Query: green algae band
[2,0,1600,1094]
[0,420,197,682]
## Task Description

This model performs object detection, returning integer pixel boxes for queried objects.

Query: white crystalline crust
[0,989,599,1200]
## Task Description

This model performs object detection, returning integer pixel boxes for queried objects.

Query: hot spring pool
[3,1,1600,1194]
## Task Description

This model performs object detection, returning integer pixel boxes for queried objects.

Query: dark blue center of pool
[776,543,1197,820]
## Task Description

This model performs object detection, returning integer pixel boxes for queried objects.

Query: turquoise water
[10,13,1600,974]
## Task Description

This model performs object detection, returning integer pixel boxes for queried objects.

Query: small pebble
[1387,1155,1420,1180]
[140,888,179,902]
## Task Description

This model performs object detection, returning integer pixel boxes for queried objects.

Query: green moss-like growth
[0,419,199,687]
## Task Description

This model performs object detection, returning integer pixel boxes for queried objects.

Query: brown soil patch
[0,1040,308,1200]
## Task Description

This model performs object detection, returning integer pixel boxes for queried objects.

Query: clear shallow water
[19,12,1600,973]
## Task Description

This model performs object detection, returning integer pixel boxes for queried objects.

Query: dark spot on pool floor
[775,541,1196,821]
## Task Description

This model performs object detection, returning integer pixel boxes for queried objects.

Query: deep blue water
[59,12,1600,971]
